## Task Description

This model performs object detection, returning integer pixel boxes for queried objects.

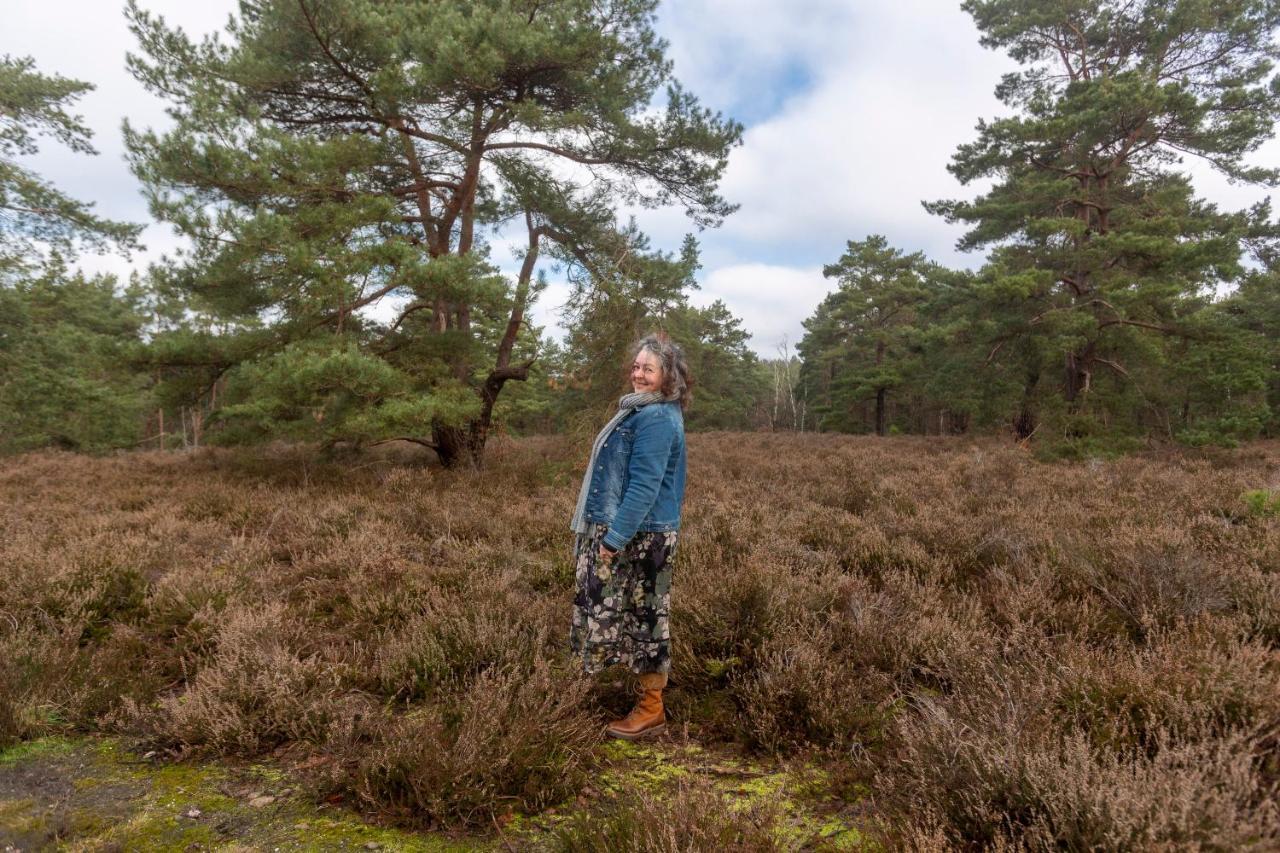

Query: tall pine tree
[799,236,938,435]
[555,227,758,430]
[0,56,146,454]
[928,0,1280,442]
[125,0,740,465]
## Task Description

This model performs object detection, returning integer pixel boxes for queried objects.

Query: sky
[8,0,1279,355]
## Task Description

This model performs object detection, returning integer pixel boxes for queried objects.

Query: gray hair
[631,332,693,410]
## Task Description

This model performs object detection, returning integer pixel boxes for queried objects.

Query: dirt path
[0,737,867,851]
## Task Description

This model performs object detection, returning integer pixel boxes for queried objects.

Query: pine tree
[1,55,141,275]
[0,264,151,453]
[928,0,1280,442]
[799,236,938,435]
[124,0,740,465]
[1217,247,1280,437]
[0,57,146,454]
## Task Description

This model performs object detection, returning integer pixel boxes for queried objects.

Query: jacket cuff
[602,529,629,551]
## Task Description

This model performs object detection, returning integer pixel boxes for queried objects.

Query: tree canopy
[125,0,742,464]
[924,0,1280,444]
[0,56,147,454]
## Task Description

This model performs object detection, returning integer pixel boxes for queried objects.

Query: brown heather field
[1,433,1278,850]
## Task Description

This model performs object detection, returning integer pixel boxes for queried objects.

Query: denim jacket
[583,401,686,551]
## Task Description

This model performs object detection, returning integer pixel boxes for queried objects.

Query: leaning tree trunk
[431,422,470,468]
[428,213,542,469]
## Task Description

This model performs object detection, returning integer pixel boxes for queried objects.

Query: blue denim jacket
[583,401,686,551]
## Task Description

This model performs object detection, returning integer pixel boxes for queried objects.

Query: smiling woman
[568,332,692,740]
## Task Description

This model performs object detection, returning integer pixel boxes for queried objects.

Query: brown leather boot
[606,672,667,740]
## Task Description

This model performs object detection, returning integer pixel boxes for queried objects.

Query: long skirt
[569,522,678,676]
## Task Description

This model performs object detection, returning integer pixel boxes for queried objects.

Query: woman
[569,333,690,740]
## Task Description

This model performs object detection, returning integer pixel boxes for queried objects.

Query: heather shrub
[365,582,559,701]
[882,638,1280,849]
[69,626,176,726]
[58,562,149,643]
[2,436,1278,842]
[1053,630,1280,755]
[894,712,1279,850]
[1055,538,1235,641]
[672,545,779,693]
[731,623,897,753]
[0,622,152,733]
[0,653,25,747]
[1234,570,1280,647]
[140,569,234,674]
[552,778,782,852]
[150,603,348,754]
[343,658,597,827]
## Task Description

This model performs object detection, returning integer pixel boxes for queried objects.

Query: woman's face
[631,348,663,394]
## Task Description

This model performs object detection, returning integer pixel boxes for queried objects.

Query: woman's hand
[598,543,618,564]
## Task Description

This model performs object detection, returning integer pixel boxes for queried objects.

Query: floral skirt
[569,523,678,676]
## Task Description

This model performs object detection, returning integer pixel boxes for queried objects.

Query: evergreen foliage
[0,265,151,454]
[800,2,1280,449]
[799,236,938,435]
[1218,248,1280,437]
[925,0,1280,445]
[124,0,741,465]
[0,55,142,273]
[0,57,147,455]
[552,227,759,431]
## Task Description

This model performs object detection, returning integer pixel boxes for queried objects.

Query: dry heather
[552,776,783,851]
[1,434,1277,847]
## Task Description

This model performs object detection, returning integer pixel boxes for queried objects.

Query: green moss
[66,806,120,836]
[149,763,238,808]
[0,736,489,851]
[630,758,689,790]
[0,736,75,765]
[246,762,288,784]
[95,807,224,849]
[599,739,652,762]
[0,797,41,831]
[2,733,873,850]
[583,739,875,849]
[281,813,484,851]
[703,656,743,678]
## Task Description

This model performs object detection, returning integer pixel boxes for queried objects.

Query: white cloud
[704,1,1015,265]
[696,263,829,354]
[9,0,240,278]
[644,0,1280,354]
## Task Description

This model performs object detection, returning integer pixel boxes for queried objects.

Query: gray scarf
[569,391,676,535]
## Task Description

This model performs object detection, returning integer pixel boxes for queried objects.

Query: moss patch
[0,735,874,850]
[511,736,874,850]
[0,737,486,851]
[0,736,75,766]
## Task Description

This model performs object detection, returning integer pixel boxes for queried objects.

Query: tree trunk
[427,214,542,468]
[1014,370,1040,441]
[1063,348,1092,408]
[874,337,887,435]
[432,422,469,468]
